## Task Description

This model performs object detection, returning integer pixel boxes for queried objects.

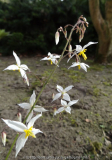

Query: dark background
[0,0,105,56]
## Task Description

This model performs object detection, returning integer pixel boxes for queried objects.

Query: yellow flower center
[78,49,87,60]
[16,64,20,72]
[78,65,81,70]
[48,60,53,65]
[50,60,53,65]
[24,126,36,139]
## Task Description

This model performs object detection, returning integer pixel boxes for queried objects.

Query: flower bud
[52,93,55,99]
[69,45,72,53]
[85,22,89,27]
[79,35,82,43]
[64,30,67,38]
[17,112,22,122]
[83,17,87,22]
[1,131,6,146]
[54,108,58,116]
[55,31,60,45]
[59,26,63,32]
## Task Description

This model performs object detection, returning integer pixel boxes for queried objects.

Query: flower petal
[64,85,74,92]
[2,119,27,132]
[18,103,31,109]
[23,72,29,86]
[3,65,19,71]
[30,91,36,107]
[27,114,42,129]
[48,52,52,57]
[75,45,83,52]
[68,100,79,107]
[13,51,21,66]
[19,68,26,78]
[40,57,50,61]
[68,62,80,69]
[85,63,90,68]
[34,105,48,112]
[63,93,70,101]
[15,133,28,157]
[52,93,61,101]
[51,59,58,66]
[57,107,65,113]
[61,99,67,107]
[32,128,43,135]
[53,55,61,59]
[57,85,63,93]
[65,107,71,114]
[80,63,88,72]
[20,64,30,71]
[83,42,98,50]
[26,110,33,123]
[67,51,78,63]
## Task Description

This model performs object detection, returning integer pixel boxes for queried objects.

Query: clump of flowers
[1,15,98,159]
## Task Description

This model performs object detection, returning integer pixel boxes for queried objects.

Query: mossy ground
[1,56,112,160]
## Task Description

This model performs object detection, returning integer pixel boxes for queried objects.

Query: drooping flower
[2,114,42,157]
[4,51,30,86]
[55,31,60,45]
[40,52,60,66]
[54,99,78,115]
[18,91,48,123]
[52,85,74,102]
[68,62,89,72]
[76,42,98,60]
[1,131,6,146]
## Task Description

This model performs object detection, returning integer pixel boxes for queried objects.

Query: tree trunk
[105,0,112,61]
[88,0,111,63]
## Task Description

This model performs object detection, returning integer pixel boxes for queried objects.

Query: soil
[1,55,112,160]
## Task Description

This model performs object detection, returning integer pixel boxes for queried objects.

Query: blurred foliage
[0,0,105,56]
[0,29,10,40]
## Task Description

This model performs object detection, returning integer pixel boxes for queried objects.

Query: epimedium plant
[1,15,98,159]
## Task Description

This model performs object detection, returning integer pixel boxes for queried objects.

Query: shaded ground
[1,56,112,160]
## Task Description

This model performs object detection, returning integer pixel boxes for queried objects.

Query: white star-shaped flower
[18,91,48,123]
[40,52,60,66]
[2,114,42,157]
[76,42,98,60]
[68,62,89,72]
[67,42,98,62]
[52,85,74,102]
[54,99,78,115]
[4,51,30,86]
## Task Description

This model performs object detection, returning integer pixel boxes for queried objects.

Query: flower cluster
[1,16,98,159]
[52,85,78,116]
